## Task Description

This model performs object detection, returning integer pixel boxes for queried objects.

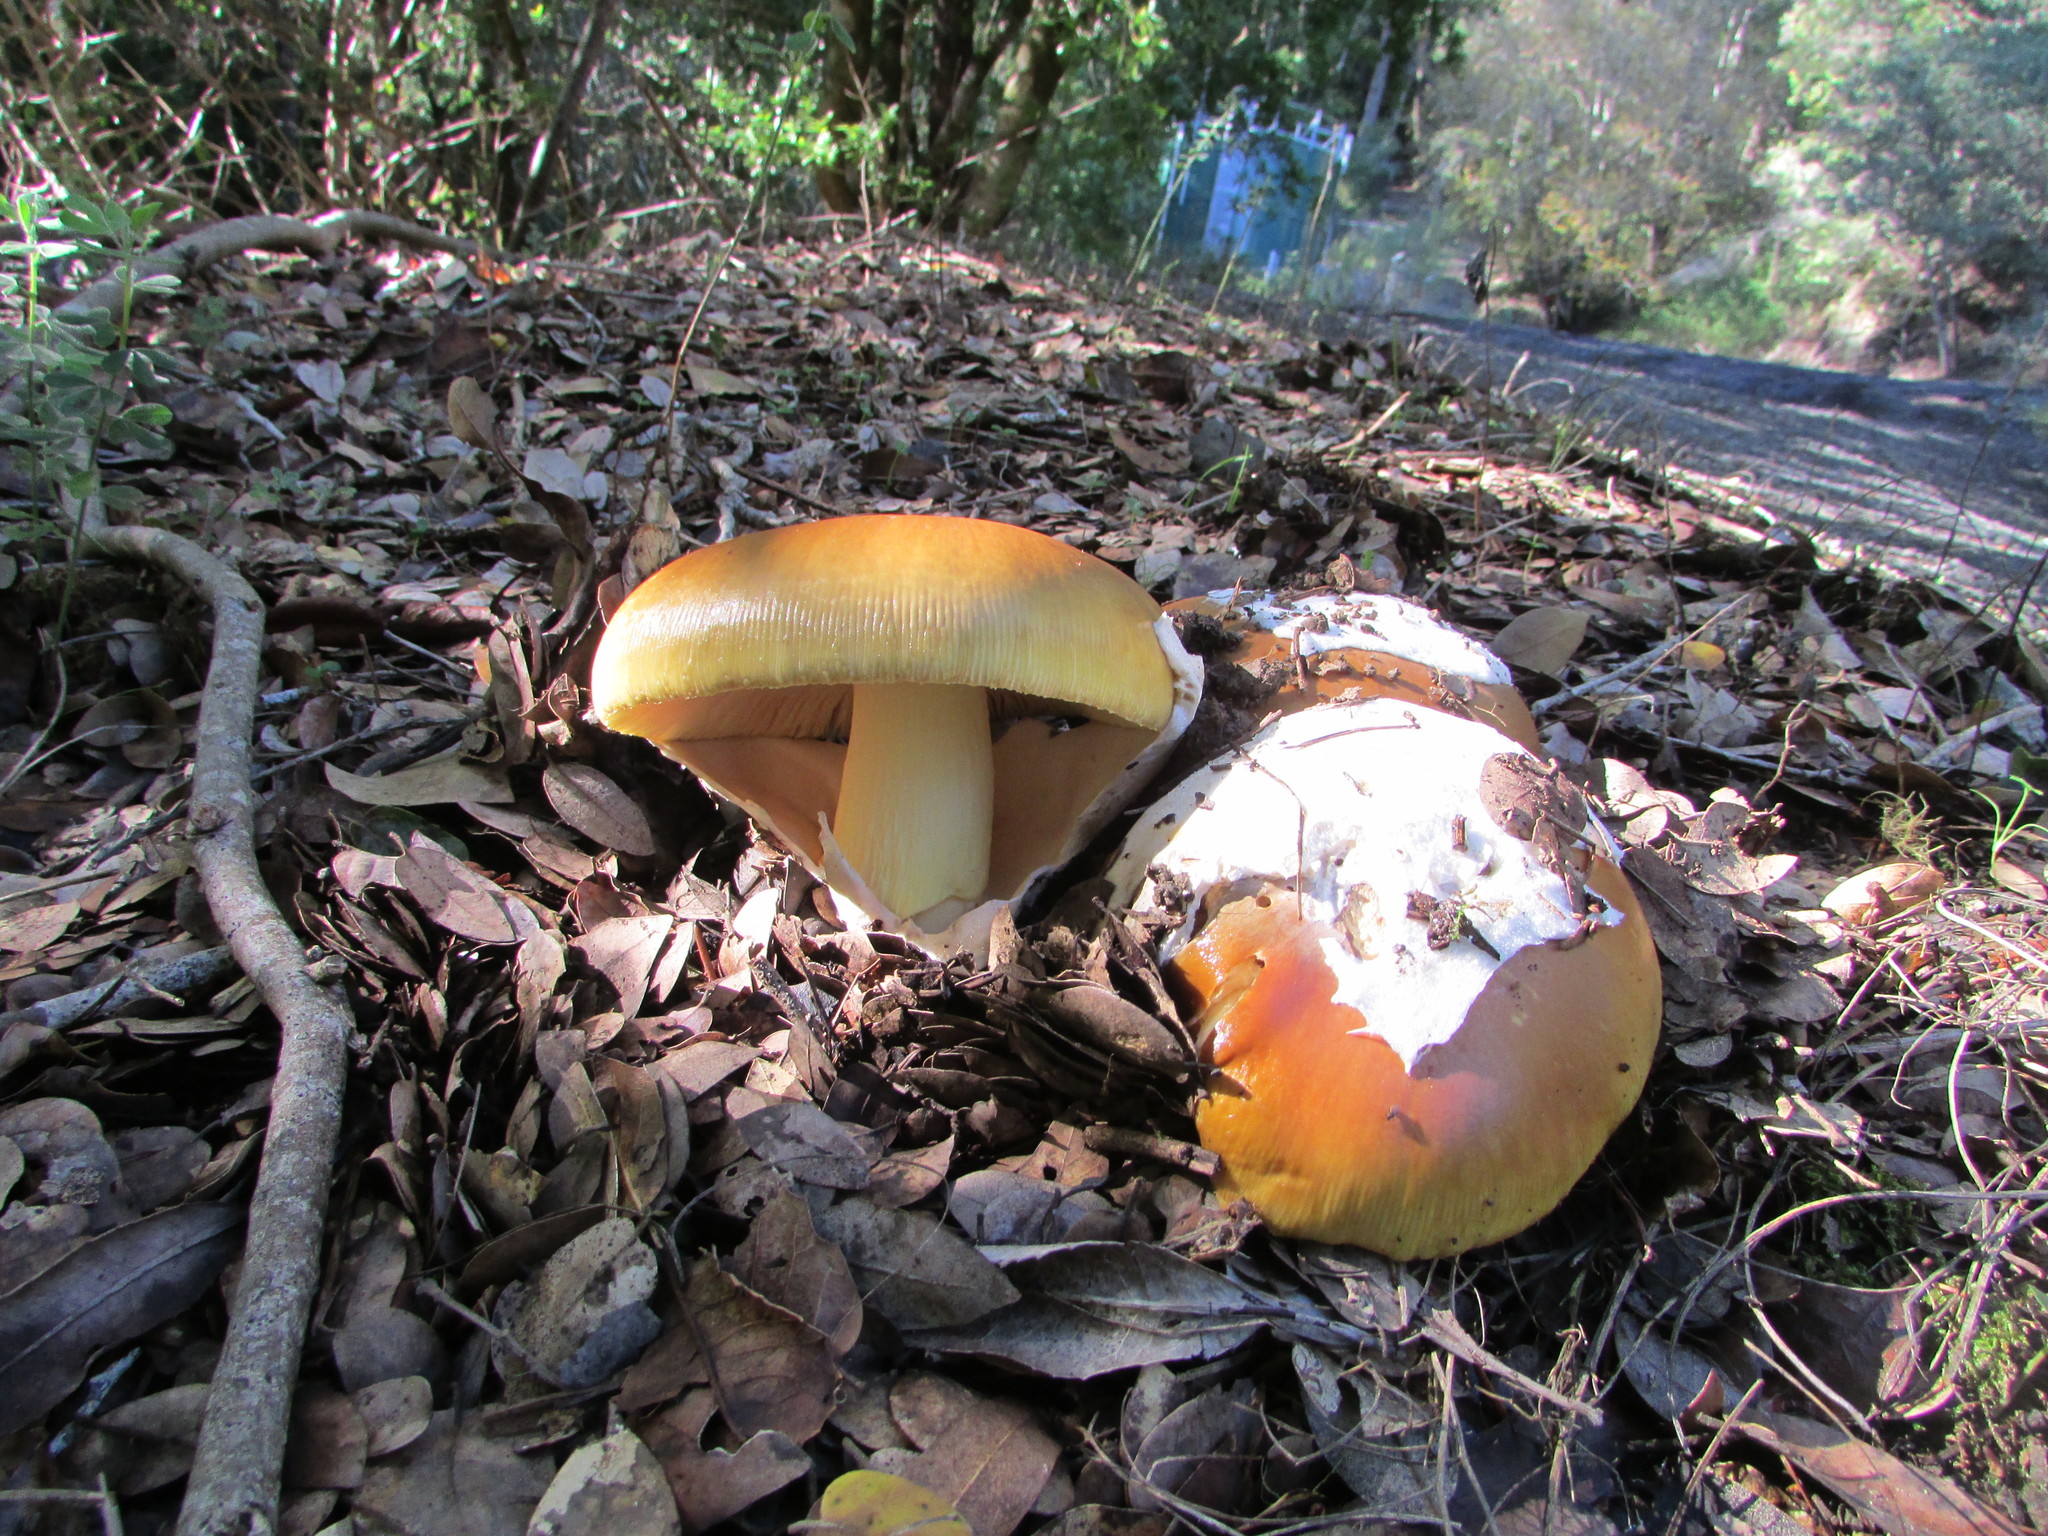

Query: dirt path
[1379,313,2048,633]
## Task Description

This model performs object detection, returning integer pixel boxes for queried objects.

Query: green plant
[0,190,175,518]
[1974,773,2046,866]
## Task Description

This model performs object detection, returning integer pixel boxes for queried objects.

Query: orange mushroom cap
[1110,697,1661,1258]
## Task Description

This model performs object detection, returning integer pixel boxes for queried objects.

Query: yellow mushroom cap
[589,514,1202,951]
[592,514,1177,741]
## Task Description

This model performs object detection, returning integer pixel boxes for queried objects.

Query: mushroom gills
[833,682,994,921]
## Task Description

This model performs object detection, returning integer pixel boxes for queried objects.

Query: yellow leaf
[814,1471,972,1536]
[1678,640,1727,671]
[687,365,759,397]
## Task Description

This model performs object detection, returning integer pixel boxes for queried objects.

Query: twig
[0,945,236,1036]
[414,1278,569,1389]
[724,459,844,516]
[1531,595,1753,717]
[68,496,355,1536]
[57,210,488,321]
[1082,1124,1222,1177]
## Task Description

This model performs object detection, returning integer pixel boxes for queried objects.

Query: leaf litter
[0,225,2043,1536]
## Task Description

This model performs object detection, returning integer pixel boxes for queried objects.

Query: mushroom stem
[834,682,994,920]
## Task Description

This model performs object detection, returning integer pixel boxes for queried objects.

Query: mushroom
[590,515,1202,952]
[1170,589,1539,750]
[1109,697,1659,1258]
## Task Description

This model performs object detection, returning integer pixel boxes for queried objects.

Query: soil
[1371,312,2048,636]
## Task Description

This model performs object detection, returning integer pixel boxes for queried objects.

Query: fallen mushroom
[1172,588,1538,750]
[590,515,1202,954]
[1108,697,1660,1258]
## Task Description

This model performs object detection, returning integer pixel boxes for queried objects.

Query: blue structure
[1160,104,1355,276]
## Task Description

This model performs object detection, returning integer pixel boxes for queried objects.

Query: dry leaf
[396,834,534,944]
[681,1256,838,1442]
[812,1198,1020,1331]
[724,1189,863,1356]
[816,1471,972,1536]
[571,915,672,1019]
[641,1387,809,1529]
[736,1101,872,1190]
[544,763,658,856]
[525,1427,680,1536]
[1734,1409,2032,1536]
[0,1203,240,1435]
[886,1390,1061,1536]
[353,1411,554,1536]
[327,758,514,807]
[447,376,501,454]
[1491,606,1587,675]
[354,1375,433,1457]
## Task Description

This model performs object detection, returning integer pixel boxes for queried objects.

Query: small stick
[1082,1124,1221,1177]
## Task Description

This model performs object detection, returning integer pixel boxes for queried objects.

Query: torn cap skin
[590,514,1203,956]
[1109,697,1660,1258]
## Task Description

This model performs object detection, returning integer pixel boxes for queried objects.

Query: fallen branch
[56,210,489,321]
[70,499,356,1536]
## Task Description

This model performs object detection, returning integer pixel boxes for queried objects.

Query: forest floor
[0,226,2045,1536]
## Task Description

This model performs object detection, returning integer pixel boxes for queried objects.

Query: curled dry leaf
[571,914,672,1020]
[354,1374,433,1457]
[544,763,658,856]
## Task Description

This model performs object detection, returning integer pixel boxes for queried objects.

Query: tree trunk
[511,0,621,242]
[957,18,1065,237]
[1357,20,1393,137]
[814,0,875,215]
[925,0,1033,208]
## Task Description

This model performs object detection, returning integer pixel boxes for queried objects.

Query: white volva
[1109,698,1623,1070]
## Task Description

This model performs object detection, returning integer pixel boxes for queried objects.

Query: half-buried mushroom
[590,514,1202,954]
[1171,588,1538,750]
[1108,697,1660,1258]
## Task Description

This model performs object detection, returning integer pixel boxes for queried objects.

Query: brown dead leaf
[494,1216,660,1394]
[641,1387,809,1529]
[353,1374,432,1457]
[682,1256,838,1442]
[446,376,501,454]
[572,914,672,1019]
[1822,862,1948,925]
[283,1385,368,1490]
[886,1388,1061,1536]
[0,900,78,953]
[1734,1409,2032,1536]
[736,1101,872,1190]
[724,1189,863,1356]
[868,1135,954,1209]
[544,763,658,856]
[396,833,533,944]
[0,1202,240,1435]
[352,1410,553,1536]
[1127,1380,1262,1516]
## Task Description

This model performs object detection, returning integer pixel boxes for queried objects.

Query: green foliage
[1624,276,1788,357]
[0,191,174,519]
[1428,0,1787,329]
[1778,0,2048,369]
